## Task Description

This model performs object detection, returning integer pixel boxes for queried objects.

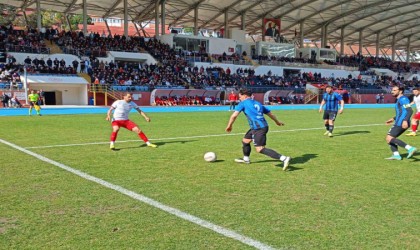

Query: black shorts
[29,101,36,107]
[323,110,338,121]
[244,127,268,147]
[387,125,407,137]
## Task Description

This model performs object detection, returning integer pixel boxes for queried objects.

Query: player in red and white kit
[406,87,420,136]
[106,92,157,150]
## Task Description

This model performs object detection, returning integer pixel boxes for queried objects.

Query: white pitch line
[26,123,386,150]
[0,138,275,250]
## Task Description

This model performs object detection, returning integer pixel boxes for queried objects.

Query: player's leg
[29,102,34,115]
[327,112,337,137]
[129,121,157,148]
[34,104,41,115]
[254,128,291,171]
[323,111,329,135]
[386,126,416,159]
[235,130,252,163]
[406,115,419,136]
[110,123,120,150]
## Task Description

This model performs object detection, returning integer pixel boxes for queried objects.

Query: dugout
[150,89,224,106]
[263,90,294,105]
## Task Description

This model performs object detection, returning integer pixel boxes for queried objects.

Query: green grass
[0,109,419,249]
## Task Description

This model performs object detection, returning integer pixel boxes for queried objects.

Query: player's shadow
[334,131,370,137]
[281,153,318,171]
[117,140,197,150]
[207,159,225,163]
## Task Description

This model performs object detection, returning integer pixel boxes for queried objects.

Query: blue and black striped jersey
[394,96,413,126]
[322,92,343,111]
[235,98,270,130]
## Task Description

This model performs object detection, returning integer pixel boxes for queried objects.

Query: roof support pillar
[406,35,411,64]
[124,0,128,37]
[358,30,363,55]
[340,27,345,55]
[155,0,159,37]
[321,24,328,48]
[82,0,87,35]
[104,19,112,37]
[23,11,28,27]
[375,32,380,58]
[241,12,246,31]
[392,34,396,61]
[261,16,265,41]
[194,6,199,35]
[299,21,304,49]
[65,14,72,32]
[161,0,166,35]
[224,10,228,38]
[36,0,41,31]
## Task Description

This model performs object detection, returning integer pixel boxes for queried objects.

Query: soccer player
[28,90,41,116]
[225,89,291,171]
[318,85,344,137]
[406,87,420,136]
[106,92,157,150]
[385,86,417,160]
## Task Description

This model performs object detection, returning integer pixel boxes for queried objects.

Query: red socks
[138,131,149,142]
[110,132,118,142]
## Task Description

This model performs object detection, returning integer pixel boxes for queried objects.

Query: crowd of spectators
[0,25,50,54]
[0,23,419,96]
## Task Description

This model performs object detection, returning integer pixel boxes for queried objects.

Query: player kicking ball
[106,92,157,150]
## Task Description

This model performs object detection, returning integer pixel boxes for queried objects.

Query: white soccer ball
[204,152,217,162]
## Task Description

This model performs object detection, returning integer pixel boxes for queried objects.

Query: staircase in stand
[304,91,318,104]
[243,55,259,67]
[89,84,124,104]
[43,39,63,54]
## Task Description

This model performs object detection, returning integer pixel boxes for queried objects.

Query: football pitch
[0,108,419,249]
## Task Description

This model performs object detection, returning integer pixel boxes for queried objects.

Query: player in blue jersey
[318,85,344,137]
[225,89,291,171]
[385,86,417,160]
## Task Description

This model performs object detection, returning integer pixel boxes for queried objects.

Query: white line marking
[26,123,386,149]
[0,138,275,250]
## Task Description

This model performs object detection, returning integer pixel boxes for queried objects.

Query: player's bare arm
[319,100,325,113]
[338,100,344,114]
[226,111,239,132]
[385,118,394,124]
[136,108,151,122]
[267,112,284,126]
[106,107,115,121]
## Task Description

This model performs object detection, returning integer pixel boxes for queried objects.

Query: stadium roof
[3,0,420,51]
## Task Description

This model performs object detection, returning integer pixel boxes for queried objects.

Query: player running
[225,88,291,171]
[406,87,420,136]
[385,86,417,160]
[106,92,157,150]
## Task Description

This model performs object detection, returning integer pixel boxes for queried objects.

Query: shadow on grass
[206,159,225,163]
[115,140,197,150]
[334,130,371,137]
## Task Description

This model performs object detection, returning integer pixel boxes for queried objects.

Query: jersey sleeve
[335,92,343,101]
[234,101,245,112]
[111,100,119,108]
[400,96,411,107]
[130,101,139,109]
[262,105,271,114]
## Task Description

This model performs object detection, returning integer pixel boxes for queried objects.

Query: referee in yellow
[28,90,42,116]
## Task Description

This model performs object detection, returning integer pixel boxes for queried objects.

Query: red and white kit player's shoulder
[414,95,420,110]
